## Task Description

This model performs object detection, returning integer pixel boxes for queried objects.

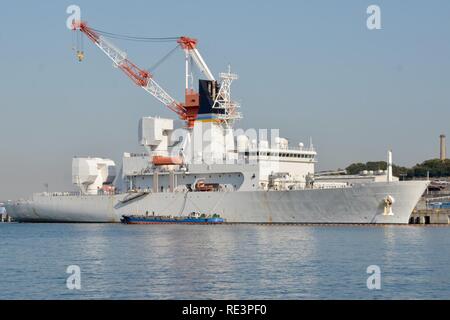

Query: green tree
[408,159,450,178]
[345,161,421,178]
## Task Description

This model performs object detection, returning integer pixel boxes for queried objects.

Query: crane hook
[76,50,84,62]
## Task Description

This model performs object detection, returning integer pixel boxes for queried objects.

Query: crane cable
[75,29,85,61]
[148,44,181,72]
[77,26,184,75]
[90,27,179,42]
[91,27,184,73]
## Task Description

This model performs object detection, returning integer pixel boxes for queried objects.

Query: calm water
[0,223,449,299]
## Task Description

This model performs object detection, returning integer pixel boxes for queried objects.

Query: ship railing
[35,190,122,197]
[35,192,82,197]
[311,184,352,190]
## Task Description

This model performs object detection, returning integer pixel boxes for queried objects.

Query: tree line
[345,159,450,178]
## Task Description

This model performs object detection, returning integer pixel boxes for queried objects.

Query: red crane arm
[72,21,188,120]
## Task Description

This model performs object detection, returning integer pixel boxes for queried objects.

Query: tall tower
[387,150,393,182]
[440,134,446,161]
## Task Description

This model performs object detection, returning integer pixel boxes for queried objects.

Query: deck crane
[71,21,215,128]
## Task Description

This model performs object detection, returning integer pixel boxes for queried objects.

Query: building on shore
[412,179,450,224]
[0,203,11,222]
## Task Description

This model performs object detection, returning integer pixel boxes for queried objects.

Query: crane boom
[190,48,215,81]
[73,21,187,118]
[177,37,215,82]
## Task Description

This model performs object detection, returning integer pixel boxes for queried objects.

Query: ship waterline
[6,181,427,224]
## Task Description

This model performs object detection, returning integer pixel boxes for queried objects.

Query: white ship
[5,21,428,223]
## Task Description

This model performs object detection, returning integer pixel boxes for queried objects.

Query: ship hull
[5,181,427,224]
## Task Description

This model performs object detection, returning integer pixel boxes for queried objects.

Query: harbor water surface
[0,223,449,299]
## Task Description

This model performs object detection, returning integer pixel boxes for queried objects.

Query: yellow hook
[77,51,84,62]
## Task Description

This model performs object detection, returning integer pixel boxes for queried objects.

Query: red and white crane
[177,36,215,87]
[72,21,214,127]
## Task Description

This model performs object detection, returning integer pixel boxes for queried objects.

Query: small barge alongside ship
[121,213,225,225]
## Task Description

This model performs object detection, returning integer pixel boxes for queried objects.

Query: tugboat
[121,212,225,225]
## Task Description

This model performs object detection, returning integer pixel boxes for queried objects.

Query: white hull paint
[6,181,427,224]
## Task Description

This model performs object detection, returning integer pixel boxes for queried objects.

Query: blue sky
[1,0,450,199]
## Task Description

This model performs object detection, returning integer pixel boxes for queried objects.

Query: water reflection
[1,224,450,299]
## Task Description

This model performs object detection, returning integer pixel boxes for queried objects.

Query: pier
[410,209,450,225]
[411,177,450,224]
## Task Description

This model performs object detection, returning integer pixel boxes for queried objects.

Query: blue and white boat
[121,212,225,225]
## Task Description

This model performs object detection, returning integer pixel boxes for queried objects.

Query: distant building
[0,204,7,222]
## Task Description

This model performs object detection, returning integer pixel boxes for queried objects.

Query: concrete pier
[410,209,450,224]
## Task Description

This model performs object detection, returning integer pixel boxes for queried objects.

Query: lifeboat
[152,156,183,166]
